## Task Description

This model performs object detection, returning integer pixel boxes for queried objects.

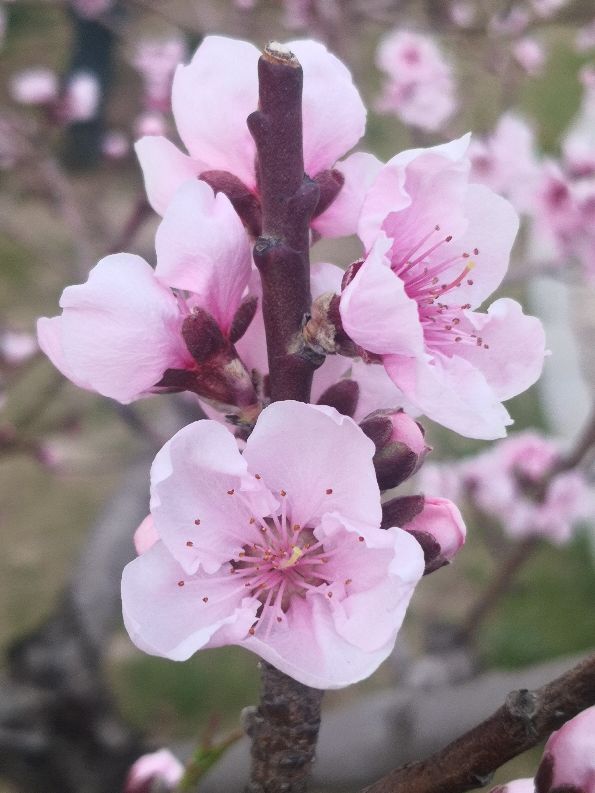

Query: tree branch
[242,43,325,792]
[248,43,323,403]
[360,653,595,793]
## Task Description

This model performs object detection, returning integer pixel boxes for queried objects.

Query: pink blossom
[512,37,547,77]
[0,330,37,365]
[490,780,534,793]
[9,67,58,105]
[575,20,595,53]
[134,111,168,139]
[531,0,569,18]
[37,180,255,406]
[101,130,129,160]
[449,2,476,28]
[469,114,540,211]
[340,136,546,439]
[430,432,592,545]
[134,515,159,555]
[124,748,184,793]
[63,71,100,122]
[131,36,186,113]
[70,0,113,19]
[375,30,457,133]
[135,35,370,238]
[121,401,425,689]
[538,706,595,793]
[401,496,466,573]
[489,6,530,37]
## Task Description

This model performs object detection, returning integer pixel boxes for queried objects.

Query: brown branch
[360,652,595,793]
[242,43,325,792]
[248,43,323,403]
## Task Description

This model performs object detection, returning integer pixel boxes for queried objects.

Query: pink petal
[442,184,519,309]
[359,134,471,251]
[452,299,546,400]
[37,316,93,390]
[150,419,274,575]
[58,254,190,404]
[134,135,205,216]
[133,514,159,555]
[155,180,252,332]
[240,588,399,689]
[490,781,535,793]
[171,36,259,190]
[384,352,512,439]
[289,39,367,176]
[543,706,595,793]
[243,400,381,529]
[350,360,417,422]
[312,152,383,238]
[404,497,466,563]
[121,541,259,661]
[340,237,425,357]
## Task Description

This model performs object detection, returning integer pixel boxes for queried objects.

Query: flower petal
[453,299,546,400]
[37,315,93,390]
[150,419,275,575]
[121,541,259,661]
[384,352,512,439]
[135,135,205,216]
[340,238,425,357]
[58,254,190,404]
[155,180,252,332]
[171,36,259,189]
[312,153,383,239]
[290,39,367,176]
[243,400,380,528]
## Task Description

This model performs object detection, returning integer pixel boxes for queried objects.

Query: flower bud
[535,706,595,793]
[229,295,258,344]
[382,495,466,574]
[124,749,184,793]
[316,379,359,417]
[360,409,430,490]
[182,307,227,363]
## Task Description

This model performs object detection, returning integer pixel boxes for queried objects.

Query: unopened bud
[229,295,258,344]
[401,497,466,575]
[316,379,359,417]
[200,170,262,238]
[534,705,595,793]
[361,409,430,490]
[124,749,184,793]
[182,308,227,363]
[312,168,345,218]
[341,259,364,291]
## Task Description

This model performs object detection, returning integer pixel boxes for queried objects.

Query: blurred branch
[360,652,595,793]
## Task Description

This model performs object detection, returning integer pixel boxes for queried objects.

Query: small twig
[555,406,595,473]
[458,537,538,645]
[360,652,595,793]
[107,196,152,255]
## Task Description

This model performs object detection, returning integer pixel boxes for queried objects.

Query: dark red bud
[181,308,226,363]
[312,168,345,218]
[229,295,258,344]
[535,755,554,793]
[316,379,359,417]
[200,170,262,237]
[360,415,394,449]
[381,494,425,529]
[405,529,446,575]
[374,441,419,490]
[341,259,364,291]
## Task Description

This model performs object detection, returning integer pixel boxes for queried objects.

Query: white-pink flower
[375,30,457,133]
[125,748,184,793]
[135,35,376,239]
[37,180,255,406]
[122,400,425,689]
[538,706,595,793]
[340,135,546,439]
[9,67,58,105]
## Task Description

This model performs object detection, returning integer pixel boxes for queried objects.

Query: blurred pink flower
[0,330,37,365]
[512,37,547,77]
[101,130,129,160]
[469,113,540,211]
[340,135,546,439]
[131,36,186,113]
[531,0,570,18]
[9,67,58,105]
[538,706,595,793]
[37,180,254,405]
[63,71,100,122]
[135,35,373,239]
[375,30,457,132]
[121,400,425,689]
[125,748,184,793]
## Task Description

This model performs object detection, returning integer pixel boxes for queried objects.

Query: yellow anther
[279,546,303,569]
